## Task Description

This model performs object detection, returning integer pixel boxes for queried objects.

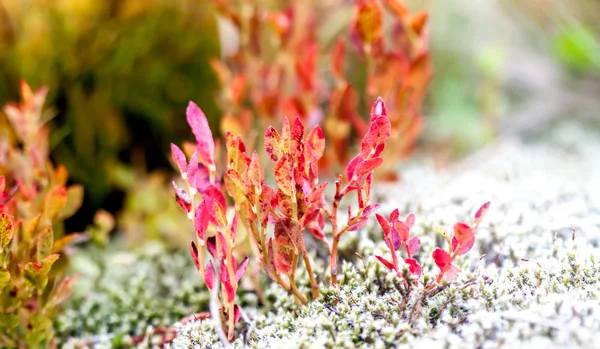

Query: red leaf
[308,227,326,241]
[452,235,475,255]
[186,102,215,166]
[235,257,249,283]
[306,125,325,160]
[404,258,422,277]
[360,102,391,158]
[370,96,388,120]
[318,211,325,229]
[432,248,451,272]
[388,226,402,250]
[407,236,421,255]
[363,172,373,198]
[194,202,209,241]
[445,265,460,282]
[393,221,410,242]
[354,157,383,180]
[190,241,200,272]
[171,143,187,175]
[292,117,304,140]
[206,236,217,259]
[375,255,395,271]
[189,163,211,193]
[301,208,320,228]
[275,246,294,274]
[346,154,363,182]
[222,280,235,302]
[172,181,191,213]
[389,208,399,222]
[264,126,283,162]
[454,223,475,245]
[375,213,391,236]
[308,182,328,205]
[275,153,294,197]
[248,152,264,188]
[474,201,491,226]
[362,204,380,218]
[204,260,215,290]
[348,217,368,231]
[233,304,241,324]
[406,213,415,228]
[204,185,227,212]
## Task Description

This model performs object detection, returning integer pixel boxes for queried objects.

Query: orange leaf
[410,11,429,36]
[355,0,384,44]
[275,153,294,197]
[44,185,68,221]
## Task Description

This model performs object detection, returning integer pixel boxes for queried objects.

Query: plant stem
[227,302,235,340]
[288,253,309,305]
[301,247,319,300]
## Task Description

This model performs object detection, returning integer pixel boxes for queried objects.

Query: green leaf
[23,254,60,289]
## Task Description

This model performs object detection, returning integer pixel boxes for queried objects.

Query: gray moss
[56,242,211,347]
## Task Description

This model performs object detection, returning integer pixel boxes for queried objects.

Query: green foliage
[0,0,221,205]
[552,23,600,74]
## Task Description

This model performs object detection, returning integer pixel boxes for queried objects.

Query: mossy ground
[59,118,600,348]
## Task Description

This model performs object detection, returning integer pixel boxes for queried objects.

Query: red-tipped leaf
[375,255,395,271]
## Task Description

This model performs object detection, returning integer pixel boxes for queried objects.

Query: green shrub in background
[0,0,221,206]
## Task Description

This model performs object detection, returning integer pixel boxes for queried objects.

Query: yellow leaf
[43,185,68,221]
[37,225,54,261]
[0,213,14,250]
[58,185,84,219]
[0,268,10,289]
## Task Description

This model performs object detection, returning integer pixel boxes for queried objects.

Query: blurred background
[1,0,599,242]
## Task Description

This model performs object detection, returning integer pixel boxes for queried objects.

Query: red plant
[374,202,490,286]
[171,102,248,340]
[172,97,390,312]
[172,97,488,339]
[211,0,431,177]
[431,202,491,283]
[374,210,422,285]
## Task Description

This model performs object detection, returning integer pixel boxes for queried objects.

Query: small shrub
[0,82,87,347]
[171,96,489,340]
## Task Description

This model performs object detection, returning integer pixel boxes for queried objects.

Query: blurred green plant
[0,0,221,206]
[552,23,600,74]
[109,164,190,248]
